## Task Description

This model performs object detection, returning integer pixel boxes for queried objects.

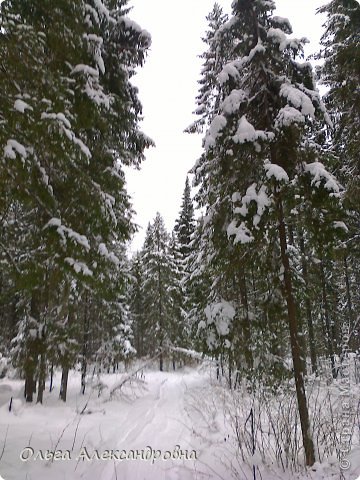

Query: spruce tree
[140,214,180,370]
[186,3,230,134]
[318,0,360,208]
[318,0,360,354]
[173,177,196,342]
[129,252,146,358]
[174,177,196,260]
[188,0,347,465]
[0,0,152,401]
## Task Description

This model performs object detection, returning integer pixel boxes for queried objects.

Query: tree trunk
[344,255,356,352]
[158,258,164,372]
[59,367,69,402]
[288,226,308,377]
[37,266,51,403]
[320,261,336,378]
[277,196,315,466]
[81,358,87,395]
[36,352,46,404]
[344,256,353,320]
[299,233,318,375]
[57,280,72,401]
[159,352,163,372]
[49,362,54,392]
[238,268,253,370]
[24,370,36,402]
[228,349,233,390]
[81,292,89,395]
[25,290,41,402]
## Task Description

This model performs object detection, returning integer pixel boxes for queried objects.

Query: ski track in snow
[0,368,214,480]
[1,367,359,480]
[97,374,196,480]
[101,374,192,480]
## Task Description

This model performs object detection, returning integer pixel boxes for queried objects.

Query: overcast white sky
[126,0,326,252]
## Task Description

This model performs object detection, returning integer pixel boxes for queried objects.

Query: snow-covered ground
[0,362,359,480]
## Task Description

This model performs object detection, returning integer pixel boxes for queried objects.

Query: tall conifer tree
[189,0,346,465]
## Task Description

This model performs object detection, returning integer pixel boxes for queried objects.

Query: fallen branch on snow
[109,350,164,399]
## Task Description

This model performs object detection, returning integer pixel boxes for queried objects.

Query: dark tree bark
[320,261,336,378]
[36,351,46,404]
[25,290,41,402]
[81,292,90,395]
[228,349,233,390]
[158,262,164,372]
[49,362,54,392]
[277,195,315,467]
[238,267,253,370]
[159,353,163,372]
[24,370,36,402]
[59,367,69,402]
[58,283,74,402]
[344,255,355,332]
[299,233,318,375]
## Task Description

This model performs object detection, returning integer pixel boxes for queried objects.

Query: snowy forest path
[0,366,215,480]
[95,369,203,480]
